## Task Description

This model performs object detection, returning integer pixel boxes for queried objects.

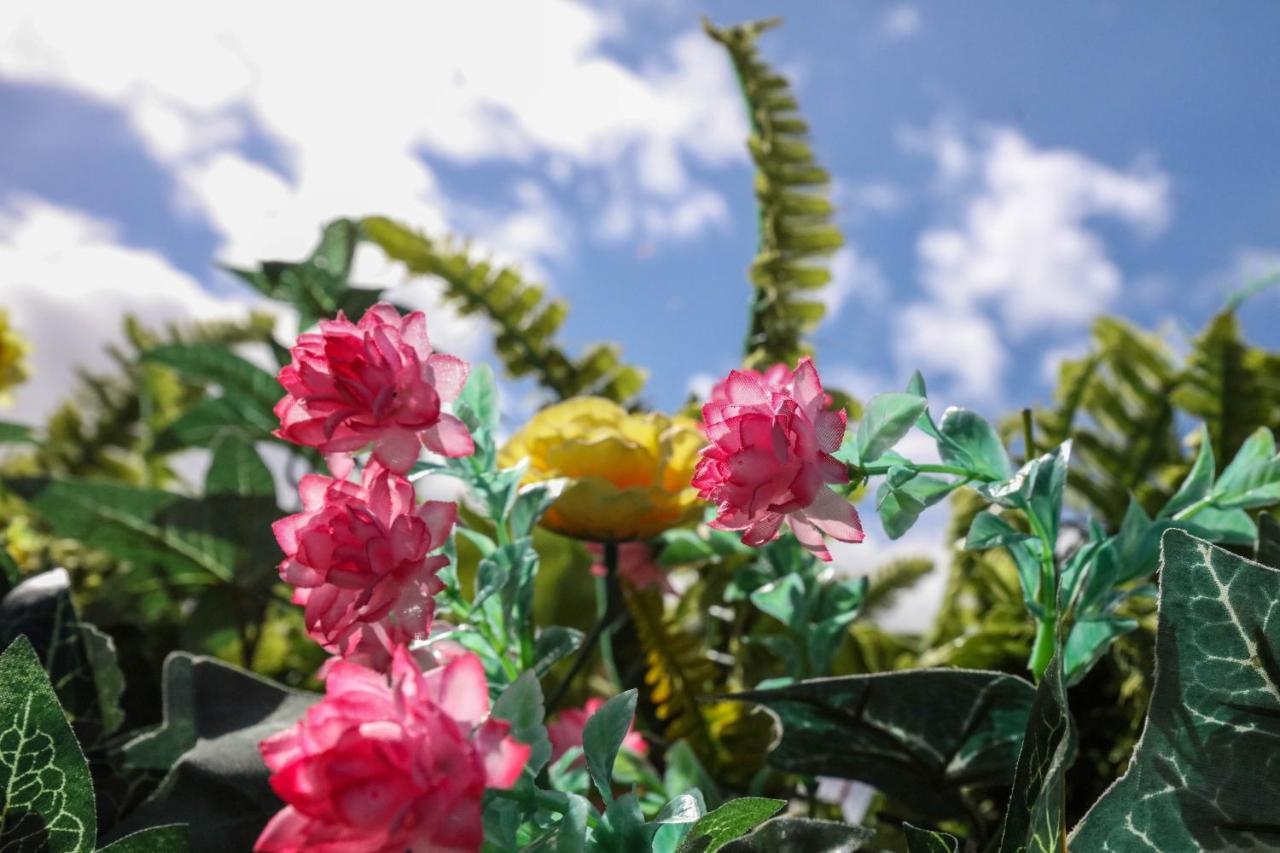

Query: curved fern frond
[860,557,933,618]
[361,216,646,404]
[704,17,844,369]
[1171,309,1280,466]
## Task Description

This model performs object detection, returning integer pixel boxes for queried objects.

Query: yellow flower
[499,397,704,542]
[0,309,29,405]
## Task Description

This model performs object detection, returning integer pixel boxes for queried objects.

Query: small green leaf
[876,467,956,540]
[1160,425,1215,518]
[658,529,718,566]
[204,434,275,498]
[937,407,1011,480]
[655,793,705,825]
[532,626,584,677]
[596,792,654,851]
[966,512,1033,551]
[509,483,560,538]
[903,823,959,853]
[581,689,638,803]
[855,393,927,464]
[675,798,786,853]
[0,636,95,853]
[555,792,593,852]
[749,574,806,630]
[1211,426,1280,509]
[1063,616,1137,687]
[491,671,552,776]
[664,740,722,809]
[454,362,499,434]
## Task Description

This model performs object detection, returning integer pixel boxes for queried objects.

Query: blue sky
[2,0,1278,424]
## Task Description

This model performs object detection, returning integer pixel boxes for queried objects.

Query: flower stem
[545,541,624,712]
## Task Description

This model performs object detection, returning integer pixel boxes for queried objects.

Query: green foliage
[1070,531,1280,851]
[903,823,959,853]
[111,653,316,853]
[703,18,844,369]
[735,669,1035,820]
[583,690,639,803]
[675,798,784,853]
[717,817,873,852]
[363,216,646,403]
[0,636,95,852]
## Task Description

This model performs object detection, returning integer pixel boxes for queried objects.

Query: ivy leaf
[996,649,1075,853]
[675,798,785,853]
[903,823,959,853]
[581,689,638,804]
[937,407,1011,481]
[0,636,96,853]
[0,570,125,746]
[733,670,1035,819]
[95,825,188,852]
[109,653,317,853]
[1070,530,1280,851]
[854,393,928,465]
[719,817,874,852]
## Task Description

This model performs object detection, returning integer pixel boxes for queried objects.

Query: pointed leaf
[582,689,638,804]
[903,823,959,853]
[675,798,785,853]
[855,393,927,464]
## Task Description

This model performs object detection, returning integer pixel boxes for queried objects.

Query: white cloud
[0,197,251,423]
[893,118,1172,404]
[893,302,1006,402]
[880,5,922,40]
[822,245,890,320]
[0,1,747,269]
[915,125,1170,335]
[844,180,909,218]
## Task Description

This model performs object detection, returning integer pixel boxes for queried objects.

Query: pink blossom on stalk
[274,302,474,473]
[273,461,457,666]
[547,697,647,765]
[692,358,864,561]
[585,542,673,594]
[256,648,529,853]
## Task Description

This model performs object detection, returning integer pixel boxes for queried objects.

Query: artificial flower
[547,696,647,765]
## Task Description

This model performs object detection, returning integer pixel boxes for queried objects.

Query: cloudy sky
[2,1,1279,614]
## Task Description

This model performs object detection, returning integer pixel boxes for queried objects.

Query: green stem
[857,461,987,480]
[1172,496,1214,522]
[1028,616,1056,683]
[1024,510,1059,683]
[1022,407,1036,460]
[597,541,623,692]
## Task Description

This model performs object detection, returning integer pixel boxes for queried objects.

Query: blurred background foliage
[0,15,1276,852]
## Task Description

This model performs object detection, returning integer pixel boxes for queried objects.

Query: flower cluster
[257,648,529,853]
[694,358,863,560]
[260,304,524,852]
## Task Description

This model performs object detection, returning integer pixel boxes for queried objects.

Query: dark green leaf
[1070,530,1280,851]
[720,817,873,852]
[1259,514,1280,568]
[532,626,584,677]
[108,654,317,853]
[95,825,188,852]
[996,649,1074,853]
[658,530,717,566]
[675,798,785,853]
[749,574,806,631]
[1211,426,1280,510]
[143,345,280,422]
[0,570,125,745]
[903,823,959,853]
[877,468,956,540]
[595,792,653,851]
[734,669,1035,819]
[663,740,722,809]
[0,636,95,852]
[204,434,274,498]
[581,689,637,804]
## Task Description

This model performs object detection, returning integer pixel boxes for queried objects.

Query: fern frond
[860,557,933,618]
[362,216,646,404]
[704,17,844,369]
[1171,309,1280,467]
[625,585,721,759]
[1033,316,1183,526]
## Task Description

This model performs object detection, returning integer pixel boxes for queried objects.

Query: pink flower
[692,358,864,561]
[547,697,647,766]
[275,302,474,473]
[586,542,673,594]
[273,461,457,664]
[257,648,530,853]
